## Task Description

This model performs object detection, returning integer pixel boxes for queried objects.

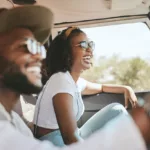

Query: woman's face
[70,32,93,72]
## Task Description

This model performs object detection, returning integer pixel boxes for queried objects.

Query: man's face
[0,28,44,94]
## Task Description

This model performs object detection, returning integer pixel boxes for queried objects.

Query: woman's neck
[70,70,82,83]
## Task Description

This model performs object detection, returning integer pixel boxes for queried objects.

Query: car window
[81,22,150,92]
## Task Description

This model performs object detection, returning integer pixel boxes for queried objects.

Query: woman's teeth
[83,56,92,65]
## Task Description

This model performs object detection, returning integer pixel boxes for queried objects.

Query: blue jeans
[39,103,128,147]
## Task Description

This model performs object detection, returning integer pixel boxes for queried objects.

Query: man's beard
[2,63,42,95]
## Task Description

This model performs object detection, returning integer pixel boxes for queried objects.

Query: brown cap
[0,5,54,44]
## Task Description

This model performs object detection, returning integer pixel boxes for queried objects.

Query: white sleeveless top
[33,71,87,129]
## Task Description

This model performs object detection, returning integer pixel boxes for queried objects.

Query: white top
[0,103,33,137]
[33,71,87,129]
[0,114,147,150]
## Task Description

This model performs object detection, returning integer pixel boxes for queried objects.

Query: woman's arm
[81,81,129,95]
[82,81,137,108]
[53,93,80,145]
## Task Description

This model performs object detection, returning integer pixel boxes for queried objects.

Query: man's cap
[0,5,54,44]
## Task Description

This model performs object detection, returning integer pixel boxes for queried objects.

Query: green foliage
[81,56,150,91]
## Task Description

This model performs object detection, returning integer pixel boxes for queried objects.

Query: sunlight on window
[81,23,150,92]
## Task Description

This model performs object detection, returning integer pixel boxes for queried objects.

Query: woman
[33,27,138,147]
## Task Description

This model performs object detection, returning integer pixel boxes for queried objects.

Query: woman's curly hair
[42,27,84,84]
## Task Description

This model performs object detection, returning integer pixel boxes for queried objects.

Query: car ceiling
[38,0,150,24]
[1,0,150,24]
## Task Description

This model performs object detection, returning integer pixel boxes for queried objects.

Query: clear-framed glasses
[74,41,95,51]
[22,38,46,59]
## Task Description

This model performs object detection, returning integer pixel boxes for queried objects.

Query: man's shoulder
[11,111,33,137]
[0,121,53,150]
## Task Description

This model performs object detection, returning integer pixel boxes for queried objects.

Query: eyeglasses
[22,38,46,59]
[74,41,95,51]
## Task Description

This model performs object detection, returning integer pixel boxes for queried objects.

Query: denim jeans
[39,103,128,147]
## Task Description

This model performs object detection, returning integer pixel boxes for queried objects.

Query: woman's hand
[124,86,138,109]
[81,81,138,109]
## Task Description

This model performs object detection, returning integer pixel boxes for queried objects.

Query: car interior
[2,0,150,146]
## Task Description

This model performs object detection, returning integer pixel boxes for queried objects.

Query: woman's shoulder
[47,71,72,85]
[42,71,74,96]
[50,71,69,80]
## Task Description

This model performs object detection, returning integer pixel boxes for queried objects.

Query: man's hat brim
[0,5,54,44]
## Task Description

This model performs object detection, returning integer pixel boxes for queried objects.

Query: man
[0,5,149,150]
[0,3,53,142]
